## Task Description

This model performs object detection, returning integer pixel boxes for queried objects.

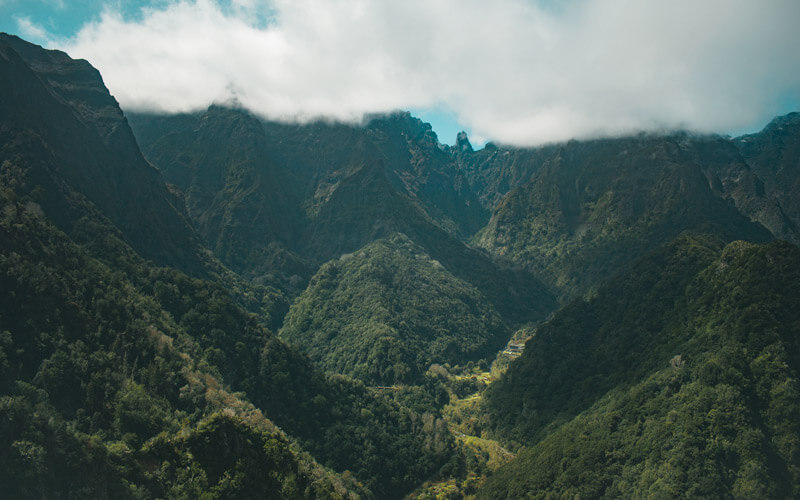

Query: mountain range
[2,33,799,498]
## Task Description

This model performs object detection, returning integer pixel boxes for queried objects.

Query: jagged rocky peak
[366,110,440,145]
[456,130,473,152]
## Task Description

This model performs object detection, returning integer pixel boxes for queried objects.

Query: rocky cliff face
[130,99,800,306]
[0,34,207,275]
[734,112,800,243]
[476,134,774,299]
[130,107,556,322]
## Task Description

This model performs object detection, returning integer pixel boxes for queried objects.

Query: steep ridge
[689,135,788,241]
[130,108,487,246]
[477,134,774,300]
[481,237,800,498]
[302,158,407,262]
[735,112,800,243]
[301,158,556,323]
[363,113,488,237]
[0,34,207,276]
[128,106,308,290]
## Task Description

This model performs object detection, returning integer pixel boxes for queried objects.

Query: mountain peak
[0,33,208,275]
[456,130,473,152]
[737,111,800,143]
[366,111,440,145]
[763,111,800,133]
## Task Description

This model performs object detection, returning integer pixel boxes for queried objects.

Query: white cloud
[16,16,50,43]
[62,0,800,146]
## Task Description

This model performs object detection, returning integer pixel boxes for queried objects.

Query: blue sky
[1,0,143,39]
[2,0,798,147]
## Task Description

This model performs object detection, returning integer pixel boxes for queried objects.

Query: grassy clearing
[407,337,526,499]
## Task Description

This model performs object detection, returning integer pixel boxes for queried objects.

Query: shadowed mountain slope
[129,108,557,323]
[477,134,774,300]
[734,112,800,244]
[0,33,207,276]
[481,237,800,498]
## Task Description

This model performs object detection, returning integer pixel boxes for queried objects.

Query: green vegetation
[407,356,517,499]
[0,36,458,499]
[480,237,800,498]
[253,337,456,497]
[0,187,456,498]
[130,108,557,325]
[477,135,773,300]
[0,192,358,499]
[5,33,800,499]
[484,235,722,443]
[281,234,509,384]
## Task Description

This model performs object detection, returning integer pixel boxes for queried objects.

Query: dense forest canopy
[280,233,509,385]
[481,238,800,498]
[2,32,800,499]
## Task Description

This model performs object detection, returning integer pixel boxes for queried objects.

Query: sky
[2,0,799,147]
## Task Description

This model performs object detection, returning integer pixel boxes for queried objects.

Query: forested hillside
[476,135,773,300]
[481,237,800,498]
[3,31,800,499]
[0,189,359,499]
[281,233,509,384]
[0,188,456,498]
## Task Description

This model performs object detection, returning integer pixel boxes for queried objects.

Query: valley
[2,32,800,499]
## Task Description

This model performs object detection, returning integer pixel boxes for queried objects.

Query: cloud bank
[16,16,50,41]
[62,0,800,146]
